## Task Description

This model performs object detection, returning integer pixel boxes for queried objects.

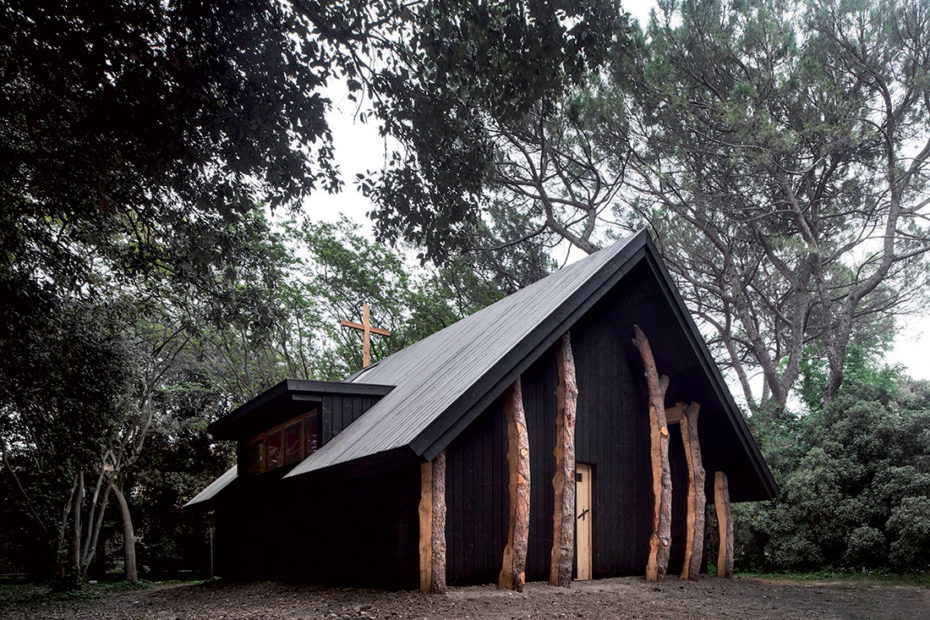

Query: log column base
[550,332,577,588]
[715,470,734,578]
[499,378,530,592]
[419,453,447,593]
[632,325,672,583]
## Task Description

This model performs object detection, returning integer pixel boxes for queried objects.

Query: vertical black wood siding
[444,396,507,584]
[215,465,419,588]
[320,394,381,443]
[445,262,697,584]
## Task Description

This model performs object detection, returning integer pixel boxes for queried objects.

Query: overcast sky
[302,0,929,384]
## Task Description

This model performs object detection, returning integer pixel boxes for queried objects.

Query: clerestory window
[248,408,319,475]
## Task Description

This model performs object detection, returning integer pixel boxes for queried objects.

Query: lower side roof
[184,466,236,509]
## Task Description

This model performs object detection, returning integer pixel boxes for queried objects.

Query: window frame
[247,407,319,475]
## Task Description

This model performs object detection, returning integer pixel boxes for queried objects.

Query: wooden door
[576,463,593,580]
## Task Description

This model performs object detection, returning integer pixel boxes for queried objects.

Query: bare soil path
[3,575,928,619]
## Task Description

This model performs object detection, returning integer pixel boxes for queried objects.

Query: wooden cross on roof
[339,304,391,369]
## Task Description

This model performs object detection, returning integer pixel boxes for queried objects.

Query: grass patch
[0,578,205,606]
[737,569,930,588]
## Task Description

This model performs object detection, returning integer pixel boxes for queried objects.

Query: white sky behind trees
[301,0,929,384]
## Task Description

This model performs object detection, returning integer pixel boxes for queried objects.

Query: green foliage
[736,569,930,588]
[736,353,930,573]
[363,1,628,262]
[887,497,930,571]
[845,526,886,569]
[799,329,897,413]
[273,217,507,381]
[1,1,340,297]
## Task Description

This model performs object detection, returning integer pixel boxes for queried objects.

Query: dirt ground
[3,575,928,619]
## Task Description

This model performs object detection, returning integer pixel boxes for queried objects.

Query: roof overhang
[183,466,237,509]
[208,379,395,440]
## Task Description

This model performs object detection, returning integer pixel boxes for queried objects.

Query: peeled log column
[419,453,447,594]
[430,451,447,593]
[678,402,706,580]
[418,462,432,593]
[631,324,672,582]
[686,402,706,579]
[499,377,530,592]
[715,471,733,578]
[550,332,577,587]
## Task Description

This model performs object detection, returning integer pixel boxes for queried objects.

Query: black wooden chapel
[186,230,777,589]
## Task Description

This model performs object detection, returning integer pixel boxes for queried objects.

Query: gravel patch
[3,575,928,619]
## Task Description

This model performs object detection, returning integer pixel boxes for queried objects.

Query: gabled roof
[285,233,641,478]
[284,230,776,500]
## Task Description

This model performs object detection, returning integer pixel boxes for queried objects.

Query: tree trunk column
[419,452,447,593]
[430,451,447,592]
[550,332,577,587]
[499,377,530,592]
[678,402,706,579]
[632,325,672,582]
[715,471,734,578]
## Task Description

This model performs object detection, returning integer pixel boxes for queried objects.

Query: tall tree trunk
[430,451,447,594]
[111,482,138,583]
[550,332,577,587]
[499,377,530,592]
[632,325,672,582]
[822,319,851,407]
[71,471,84,576]
[80,475,111,578]
[57,474,78,581]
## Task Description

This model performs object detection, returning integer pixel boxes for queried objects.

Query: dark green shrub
[887,497,930,571]
[844,526,886,569]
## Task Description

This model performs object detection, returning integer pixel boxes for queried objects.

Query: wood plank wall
[444,265,693,585]
[321,394,382,443]
[444,395,508,584]
[215,465,421,588]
